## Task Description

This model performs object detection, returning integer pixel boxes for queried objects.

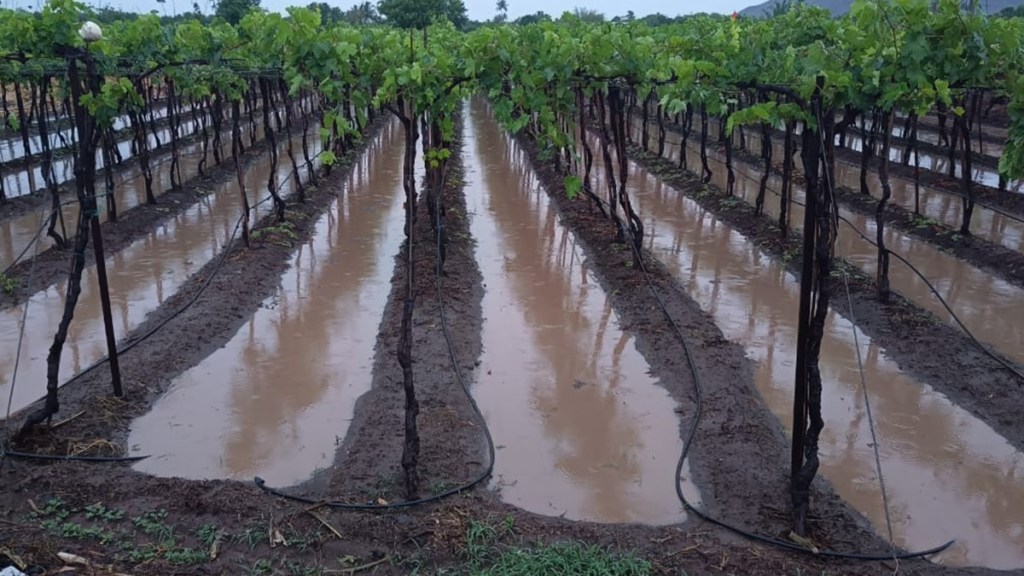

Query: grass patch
[1,273,16,295]
[461,518,647,576]
[471,541,650,576]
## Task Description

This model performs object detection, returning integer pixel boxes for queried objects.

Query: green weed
[910,214,939,230]
[165,546,208,565]
[252,221,298,242]
[122,544,159,564]
[234,517,268,550]
[132,509,174,542]
[249,558,274,576]
[84,502,124,522]
[195,522,220,547]
[470,541,650,576]
[0,274,16,295]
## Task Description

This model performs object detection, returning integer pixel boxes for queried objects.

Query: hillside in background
[739,0,1024,17]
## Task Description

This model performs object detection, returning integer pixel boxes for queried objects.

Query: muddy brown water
[127,122,405,487]
[0,112,276,270]
[0,106,168,163]
[2,108,202,199]
[0,125,321,419]
[652,131,1024,372]
[465,100,700,524]
[589,135,1024,568]
[694,117,1024,251]
[749,128,1023,251]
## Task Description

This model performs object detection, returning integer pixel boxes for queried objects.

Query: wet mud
[311,109,490,504]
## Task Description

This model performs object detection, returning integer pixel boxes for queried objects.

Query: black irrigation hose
[255,126,496,510]
[576,172,954,560]
[2,449,148,463]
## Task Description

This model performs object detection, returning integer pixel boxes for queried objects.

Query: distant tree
[494,0,507,23]
[378,0,466,29]
[770,0,804,18]
[343,1,381,24]
[305,2,345,24]
[515,10,549,25]
[92,6,139,23]
[640,12,671,26]
[571,7,604,23]
[998,6,1024,17]
[214,0,260,24]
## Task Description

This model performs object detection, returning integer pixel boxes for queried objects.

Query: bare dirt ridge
[0,111,1004,576]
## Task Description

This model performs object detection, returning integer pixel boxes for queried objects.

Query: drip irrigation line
[576,157,953,560]
[841,268,900,566]
[255,118,496,510]
[665,138,1024,384]
[1,450,149,463]
[817,111,899,569]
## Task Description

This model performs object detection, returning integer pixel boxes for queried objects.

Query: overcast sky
[4,0,754,21]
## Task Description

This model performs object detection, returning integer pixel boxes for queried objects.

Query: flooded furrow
[751,130,1023,250]
[696,117,1024,251]
[2,107,201,199]
[0,106,170,164]
[0,124,321,418]
[592,135,1024,568]
[858,117,1005,159]
[0,112,275,271]
[127,122,405,487]
[653,131,1024,370]
[466,100,698,524]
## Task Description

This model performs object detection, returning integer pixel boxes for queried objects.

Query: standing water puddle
[0,126,320,417]
[465,100,699,524]
[128,122,407,486]
[690,116,1024,250]
[593,140,1024,568]
[743,125,1024,250]
[655,131,1024,371]
[0,111,274,270]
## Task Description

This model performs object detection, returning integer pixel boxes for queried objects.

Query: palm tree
[495,0,508,23]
